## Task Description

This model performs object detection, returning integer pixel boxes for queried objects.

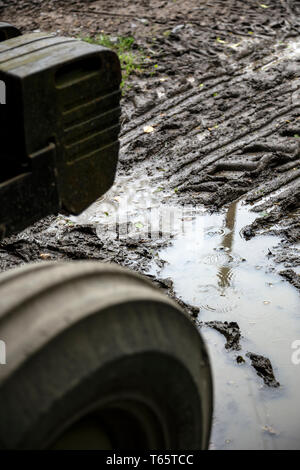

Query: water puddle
[71,177,300,449]
[149,200,300,450]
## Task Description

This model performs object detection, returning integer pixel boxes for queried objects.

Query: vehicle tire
[0,23,21,41]
[0,261,213,450]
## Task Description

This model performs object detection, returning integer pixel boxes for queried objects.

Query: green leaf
[135,222,144,229]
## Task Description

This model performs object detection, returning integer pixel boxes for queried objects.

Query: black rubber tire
[0,261,213,450]
[0,23,21,42]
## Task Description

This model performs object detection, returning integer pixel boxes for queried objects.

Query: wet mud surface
[1,0,300,449]
[246,352,280,388]
[205,321,242,351]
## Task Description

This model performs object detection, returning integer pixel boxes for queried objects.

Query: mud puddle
[148,199,300,449]
[70,177,300,449]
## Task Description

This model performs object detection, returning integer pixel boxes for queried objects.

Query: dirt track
[0,0,300,449]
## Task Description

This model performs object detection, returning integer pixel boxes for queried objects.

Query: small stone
[109,36,119,45]
[172,24,185,34]
[236,355,245,364]
[139,18,149,25]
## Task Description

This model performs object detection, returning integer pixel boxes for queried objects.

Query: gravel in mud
[0,0,300,447]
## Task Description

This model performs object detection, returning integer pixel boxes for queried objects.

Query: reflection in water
[218,201,237,290]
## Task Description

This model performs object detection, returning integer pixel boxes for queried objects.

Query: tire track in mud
[120,42,298,144]
[169,103,299,182]
[120,60,300,207]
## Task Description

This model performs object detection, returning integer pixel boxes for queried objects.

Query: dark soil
[1,0,299,387]
[280,268,300,289]
[204,321,242,350]
[246,352,280,388]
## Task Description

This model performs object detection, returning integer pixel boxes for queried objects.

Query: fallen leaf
[262,425,278,436]
[40,253,51,260]
[135,222,144,229]
[143,125,155,133]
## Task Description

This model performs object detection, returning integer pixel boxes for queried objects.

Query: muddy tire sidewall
[0,261,213,450]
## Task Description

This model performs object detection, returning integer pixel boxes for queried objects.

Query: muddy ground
[0,0,300,449]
